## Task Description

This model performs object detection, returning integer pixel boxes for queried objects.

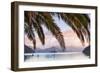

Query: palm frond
[25,11,45,49]
[24,23,36,49]
[73,14,90,42]
[57,13,90,44]
[31,13,45,45]
[40,13,66,49]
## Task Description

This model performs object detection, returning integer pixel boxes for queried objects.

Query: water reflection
[24,52,89,62]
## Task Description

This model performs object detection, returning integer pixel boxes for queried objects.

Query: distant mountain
[83,46,90,57]
[24,45,65,53]
[35,47,64,53]
[24,45,34,53]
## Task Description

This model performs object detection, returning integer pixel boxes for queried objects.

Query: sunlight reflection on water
[24,52,89,62]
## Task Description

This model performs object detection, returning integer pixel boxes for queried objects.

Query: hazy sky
[53,15,72,32]
[41,15,72,36]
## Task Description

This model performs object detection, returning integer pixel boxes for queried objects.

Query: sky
[53,15,72,32]
[40,14,72,36]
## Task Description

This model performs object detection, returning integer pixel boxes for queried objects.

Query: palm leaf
[39,12,66,49]
[24,23,36,49]
[73,14,90,42]
[57,13,89,44]
[25,11,45,49]
[31,13,45,45]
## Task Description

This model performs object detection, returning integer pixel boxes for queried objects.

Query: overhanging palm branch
[38,13,65,49]
[24,11,90,51]
[52,13,90,44]
[24,11,65,50]
[25,12,44,49]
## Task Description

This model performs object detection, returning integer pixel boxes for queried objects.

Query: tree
[24,11,90,52]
